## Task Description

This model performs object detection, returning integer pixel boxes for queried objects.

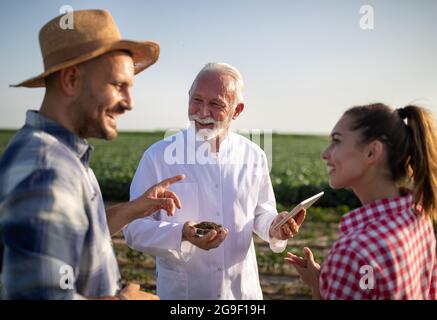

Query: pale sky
[1,0,436,134]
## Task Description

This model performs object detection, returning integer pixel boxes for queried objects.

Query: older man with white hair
[124,62,305,299]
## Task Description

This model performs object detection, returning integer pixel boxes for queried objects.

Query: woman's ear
[366,140,384,165]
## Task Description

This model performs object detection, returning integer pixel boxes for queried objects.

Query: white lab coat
[124,127,286,299]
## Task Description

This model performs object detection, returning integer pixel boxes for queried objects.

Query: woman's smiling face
[321,115,370,189]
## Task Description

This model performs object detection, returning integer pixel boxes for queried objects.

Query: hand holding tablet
[272,191,324,231]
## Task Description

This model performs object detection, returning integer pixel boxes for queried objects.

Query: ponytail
[402,106,437,221]
[344,103,437,221]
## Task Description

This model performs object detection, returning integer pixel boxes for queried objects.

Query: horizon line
[0,127,330,137]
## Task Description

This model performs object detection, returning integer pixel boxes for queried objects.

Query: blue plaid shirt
[0,110,121,299]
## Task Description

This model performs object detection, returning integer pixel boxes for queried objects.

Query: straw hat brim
[11,40,160,88]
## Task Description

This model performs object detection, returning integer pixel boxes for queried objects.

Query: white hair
[189,62,244,108]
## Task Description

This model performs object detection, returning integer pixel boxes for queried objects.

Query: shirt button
[215,183,219,188]
[217,294,221,298]
[218,267,222,271]
[216,212,220,216]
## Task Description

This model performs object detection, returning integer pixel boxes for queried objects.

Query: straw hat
[12,9,160,88]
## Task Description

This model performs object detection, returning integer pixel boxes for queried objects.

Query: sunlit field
[0,130,356,299]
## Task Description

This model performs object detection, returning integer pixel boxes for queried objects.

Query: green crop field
[88,131,359,208]
[0,129,359,207]
[0,129,356,299]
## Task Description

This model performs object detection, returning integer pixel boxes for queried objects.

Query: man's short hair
[43,50,133,91]
[44,71,60,91]
[189,62,244,108]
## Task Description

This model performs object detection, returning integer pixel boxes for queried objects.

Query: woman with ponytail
[286,103,437,299]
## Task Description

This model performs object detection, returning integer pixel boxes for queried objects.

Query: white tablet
[272,191,324,231]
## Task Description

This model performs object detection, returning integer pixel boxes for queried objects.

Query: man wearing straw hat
[0,9,185,300]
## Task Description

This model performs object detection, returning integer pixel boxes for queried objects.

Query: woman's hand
[285,247,322,299]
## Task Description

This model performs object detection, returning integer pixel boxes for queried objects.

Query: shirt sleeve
[252,151,287,253]
[124,152,193,261]
[0,168,88,300]
[319,245,376,300]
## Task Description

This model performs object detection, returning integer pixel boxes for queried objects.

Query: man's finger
[192,230,217,250]
[187,226,197,238]
[282,224,293,238]
[164,191,182,209]
[150,198,176,216]
[289,219,299,234]
[185,224,197,240]
[157,174,186,189]
[294,209,306,226]
[220,228,228,239]
[207,229,227,248]
[205,229,218,242]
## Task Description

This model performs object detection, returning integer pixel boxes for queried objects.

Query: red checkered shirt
[319,192,437,299]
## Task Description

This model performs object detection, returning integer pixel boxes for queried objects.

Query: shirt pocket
[161,182,199,224]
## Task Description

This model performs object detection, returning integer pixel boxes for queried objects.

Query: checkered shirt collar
[25,110,94,165]
[339,192,414,237]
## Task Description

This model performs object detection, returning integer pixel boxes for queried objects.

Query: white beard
[189,115,227,141]
[196,127,222,141]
